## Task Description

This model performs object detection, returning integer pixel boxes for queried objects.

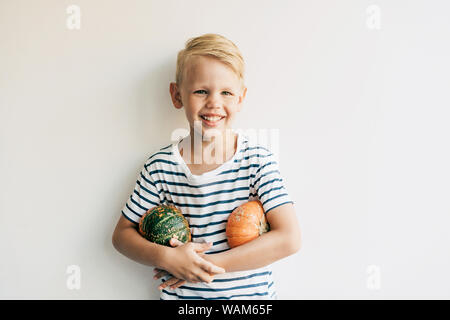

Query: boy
[112,33,301,300]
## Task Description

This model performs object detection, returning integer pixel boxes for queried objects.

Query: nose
[205,91,222,109]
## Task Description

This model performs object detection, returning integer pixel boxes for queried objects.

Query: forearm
[112,226,171,270]
[206,230,300,272]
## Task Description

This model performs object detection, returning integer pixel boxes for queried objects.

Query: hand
[157,238,225,287]
[153,268,187,291]
[153,238,190,290]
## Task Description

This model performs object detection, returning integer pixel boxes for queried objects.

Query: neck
[181,129,237,165]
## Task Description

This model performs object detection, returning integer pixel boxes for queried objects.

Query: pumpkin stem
[259,218,270,235]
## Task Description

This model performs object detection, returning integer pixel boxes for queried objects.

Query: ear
[169,82,183,109]
[236,86,247,112]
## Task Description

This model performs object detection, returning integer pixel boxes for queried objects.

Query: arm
[204,202,301,272]
[112,215,225,282]
[112,215,170,269]
[155,203,301,290]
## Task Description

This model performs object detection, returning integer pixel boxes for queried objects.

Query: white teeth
[201,115,223,121]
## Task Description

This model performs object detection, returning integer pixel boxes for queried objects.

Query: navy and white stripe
[121,130,293,300]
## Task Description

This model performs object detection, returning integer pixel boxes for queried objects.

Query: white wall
[1,0,449,299]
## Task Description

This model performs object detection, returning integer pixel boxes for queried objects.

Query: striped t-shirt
[121,130,294,300]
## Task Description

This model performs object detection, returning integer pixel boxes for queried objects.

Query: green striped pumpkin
[138,204,191,246]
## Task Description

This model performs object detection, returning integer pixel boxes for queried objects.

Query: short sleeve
[252,152,294,214]
[121,162,161,224]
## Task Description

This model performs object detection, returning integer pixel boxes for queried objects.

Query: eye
[194,90,207,94]
[222,91,233,96]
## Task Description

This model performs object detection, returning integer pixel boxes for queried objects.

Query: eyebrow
[192,86,235,91]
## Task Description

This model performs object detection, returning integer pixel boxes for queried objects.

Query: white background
[1,0,449,299]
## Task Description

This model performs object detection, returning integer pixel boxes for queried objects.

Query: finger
[193,241,213,253]
[158,277,179,290]
[170,238,184,247]
[169,279,186,290]
[195,271,214,283]
[200,260,225,274]
[153,269,169,280]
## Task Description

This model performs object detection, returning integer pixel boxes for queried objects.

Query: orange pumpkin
[226,200,270,248]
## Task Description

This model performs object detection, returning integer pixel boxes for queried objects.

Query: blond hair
[175,33,245,89]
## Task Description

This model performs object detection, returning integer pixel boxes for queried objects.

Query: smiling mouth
[200,115,225,122]
[198,115,225,128]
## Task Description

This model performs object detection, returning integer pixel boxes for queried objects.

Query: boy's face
[170,55,247,140]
